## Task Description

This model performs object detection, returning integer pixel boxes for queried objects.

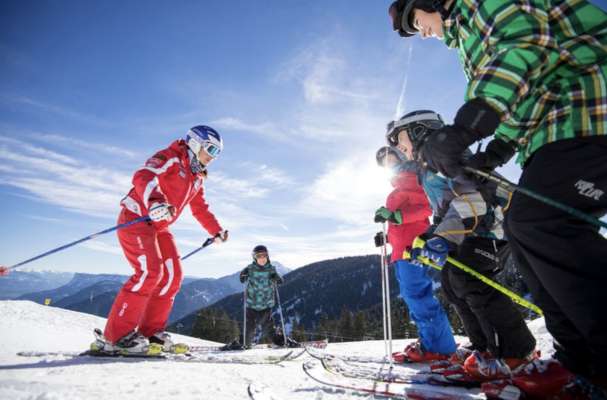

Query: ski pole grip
[374,232,386,248]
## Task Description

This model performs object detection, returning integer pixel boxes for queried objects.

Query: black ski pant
[244,307,276,347]
[504,136,607,381]
[441,236,536,358]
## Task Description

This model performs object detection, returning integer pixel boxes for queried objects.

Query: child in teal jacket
[239,245,283,346]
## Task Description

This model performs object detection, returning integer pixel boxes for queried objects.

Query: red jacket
[120,140,222,235]
[386,170,432,263]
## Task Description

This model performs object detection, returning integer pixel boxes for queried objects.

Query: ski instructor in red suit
[101,125,228,354]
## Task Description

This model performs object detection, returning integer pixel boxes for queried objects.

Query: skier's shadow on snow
[0,357,163,370]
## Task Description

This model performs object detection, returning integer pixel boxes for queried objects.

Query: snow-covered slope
[0,300,555,400]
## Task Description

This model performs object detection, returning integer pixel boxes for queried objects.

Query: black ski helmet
[252,245,269,261]
[388,0,451,37]
[376,146,405,167]
[386,110,444,156]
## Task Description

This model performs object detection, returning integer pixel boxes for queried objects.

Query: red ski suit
[386,170,432,263]
[104,139,222,343]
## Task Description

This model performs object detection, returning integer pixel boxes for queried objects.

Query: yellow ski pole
[404,238,543,316]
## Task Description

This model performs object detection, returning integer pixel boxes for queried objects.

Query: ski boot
[393,341,450,364]
[285,337,301,348]
[273,335,301,348]
[510,358,576,398]
[464,350,537,382]
[149,331,189,354]
[90,328,161,356]
[430,344,477,373]
[90,328,112,353]
[220,339,245,351]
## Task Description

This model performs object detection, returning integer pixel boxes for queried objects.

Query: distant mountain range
[0,271,74,300]
[171,255,393,334]
[170,253,531,339]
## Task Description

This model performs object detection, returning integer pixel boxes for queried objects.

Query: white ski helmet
[386,110,444,155]
[186,125,223,159]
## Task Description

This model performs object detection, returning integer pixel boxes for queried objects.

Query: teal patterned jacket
[240,262,282,311]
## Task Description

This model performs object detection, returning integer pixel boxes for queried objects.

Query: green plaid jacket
[443,0,607,164]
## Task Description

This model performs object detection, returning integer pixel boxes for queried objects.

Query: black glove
[374,231,387,247]
[421,99,501,178]
[273,275,284,285]
[239,271,248,283]
[465,138,517,172]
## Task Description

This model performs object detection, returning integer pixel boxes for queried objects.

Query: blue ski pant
[393,259,456,355]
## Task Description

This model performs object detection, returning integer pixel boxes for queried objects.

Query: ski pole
[464,166,607,230]
[381,222,394,370]
[274,282,288,347]
[5,216,151,272]
[181,237,215,260]
[377,227,389,363]
[243,282,248,348]
[405,238,543,316]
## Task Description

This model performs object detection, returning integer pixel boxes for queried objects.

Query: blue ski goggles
[203,142,222,158]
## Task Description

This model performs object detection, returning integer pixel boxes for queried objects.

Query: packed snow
[0,300,555,399]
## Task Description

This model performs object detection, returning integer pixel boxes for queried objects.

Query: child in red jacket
[375,146,456,362]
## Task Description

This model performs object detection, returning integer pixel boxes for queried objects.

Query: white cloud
[0,139,132,217]
[298,152,392,226]
[22,214,64,224]
[211,117,289,143]
[30,133,138,158]
[209,171,269,199]
[81,240,123,256]
[273,39,396,146]
[276,42,377,107]
[303,55,378,105]
[0,176,121,217]
[0,147,131,193]
[0,136,80,166]
[238,162,295,186]
[1,96,111,127]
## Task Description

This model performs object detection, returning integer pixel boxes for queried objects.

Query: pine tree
[291,322,307,342]
[317,313,332,341]
[352,311,367,341]
[338,307,353,342]
[191,308,240,343]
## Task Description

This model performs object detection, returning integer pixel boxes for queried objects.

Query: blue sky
[2,0,606,278]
